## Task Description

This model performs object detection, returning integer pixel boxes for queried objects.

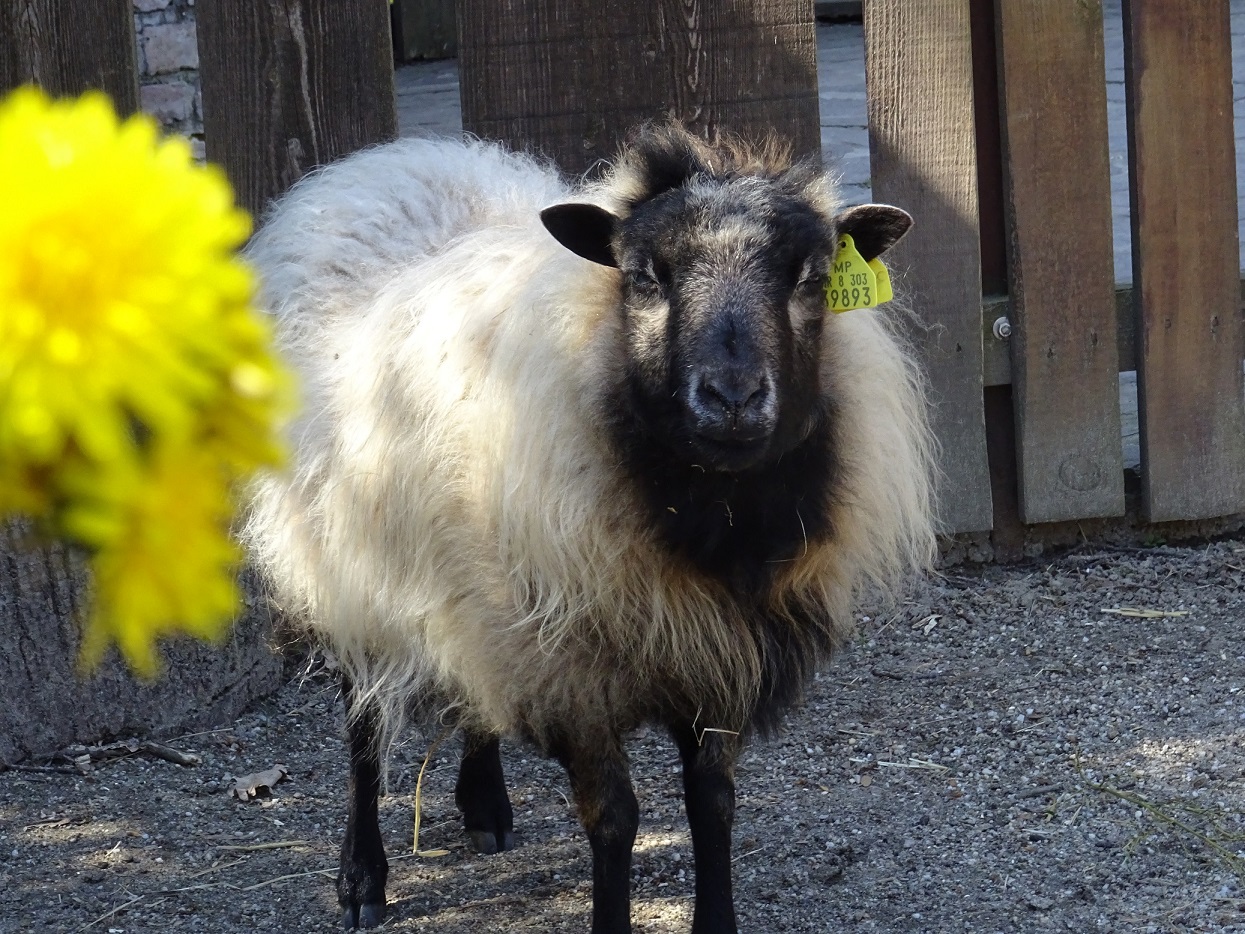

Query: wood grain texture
[197,0,397,218]
[0,0,138,112]
[995,0,1124,524]
[863,0,993,533]
[457,0,819,175]
[1124,0,1245,521]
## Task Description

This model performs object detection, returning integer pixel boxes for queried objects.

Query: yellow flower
[68,441,244,676]
[0,87,291,674]
[0,87,267,465]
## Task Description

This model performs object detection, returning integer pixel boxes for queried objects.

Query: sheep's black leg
[454,729,515,854]
[337,676,388,930]
[671,725,739,934]
[556,736,639,934]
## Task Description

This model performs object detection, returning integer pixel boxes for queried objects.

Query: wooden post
[0,0,139,112]
[1124,0,1245,521]
[994,0,1125,524]
[457,0,819,175]
[864,0,994,533]
[197,0,398,218]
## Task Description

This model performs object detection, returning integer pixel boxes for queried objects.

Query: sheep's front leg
[671,725,740,934]
[338,676,388,929]
[556,736,640,934]
[455,729,516,854]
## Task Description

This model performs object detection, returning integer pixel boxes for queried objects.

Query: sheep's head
[542,125,912,474]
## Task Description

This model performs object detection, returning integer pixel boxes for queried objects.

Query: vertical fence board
[0,0,138,112]
[197,0,397,219]
[1125,1,1245,521]
[994,0,1124,524]
[863,0,993,533]
[0,4,18,93]
[457,0,819,175]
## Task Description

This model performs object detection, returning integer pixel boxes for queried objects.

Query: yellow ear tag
[825,233,893,313]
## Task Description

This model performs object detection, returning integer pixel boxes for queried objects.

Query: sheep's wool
[242,136,935,749]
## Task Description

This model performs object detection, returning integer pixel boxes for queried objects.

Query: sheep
[241,123,936,933]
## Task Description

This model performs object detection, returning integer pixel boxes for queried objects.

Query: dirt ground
[3,538,1244,933]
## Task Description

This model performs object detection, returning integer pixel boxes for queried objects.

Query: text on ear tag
[825,233,894,313]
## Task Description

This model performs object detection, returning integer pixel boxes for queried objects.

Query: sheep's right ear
[541,203,620,268]
[834,203,914,262]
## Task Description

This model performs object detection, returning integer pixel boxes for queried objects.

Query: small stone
[133,0,172,10]
[1026,895,1054,911]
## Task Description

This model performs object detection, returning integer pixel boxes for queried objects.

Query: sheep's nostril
[699,373,763,418]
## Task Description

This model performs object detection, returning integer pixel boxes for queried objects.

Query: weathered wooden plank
[994,0,1124,524]
[0,5,17,93]
[0,0,138,112]
[197,0,397,218]
[863,0,993,533]
[457,1,819,175]
[1124,1,1245,522]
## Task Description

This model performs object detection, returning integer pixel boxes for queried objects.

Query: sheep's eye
[795,264,826,293]
[626,258,666,296]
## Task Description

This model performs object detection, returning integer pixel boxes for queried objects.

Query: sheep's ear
[541,203,620,268]
[834,204,913,262]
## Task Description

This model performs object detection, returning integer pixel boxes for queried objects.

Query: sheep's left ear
[541,203,620,268]
[834,204,914,262]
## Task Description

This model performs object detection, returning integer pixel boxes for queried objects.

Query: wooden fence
[2,0,1242,539]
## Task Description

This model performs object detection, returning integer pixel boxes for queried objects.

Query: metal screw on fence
[992,316,1012,340]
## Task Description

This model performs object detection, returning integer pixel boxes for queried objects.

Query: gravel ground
[3,539,1245,933]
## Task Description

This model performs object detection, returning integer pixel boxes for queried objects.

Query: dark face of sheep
[542,141,912,476]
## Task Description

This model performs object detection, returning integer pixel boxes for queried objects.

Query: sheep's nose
[693,370,771,439]
[698,372,763,416]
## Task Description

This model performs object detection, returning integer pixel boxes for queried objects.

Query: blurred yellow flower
[0,87,290,676]
[68,442,245,675]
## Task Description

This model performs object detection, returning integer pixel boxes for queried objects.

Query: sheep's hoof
[467,828,516,855]
[341,900,386,929]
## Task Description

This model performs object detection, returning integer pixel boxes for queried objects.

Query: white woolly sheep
[241,123,935,933]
